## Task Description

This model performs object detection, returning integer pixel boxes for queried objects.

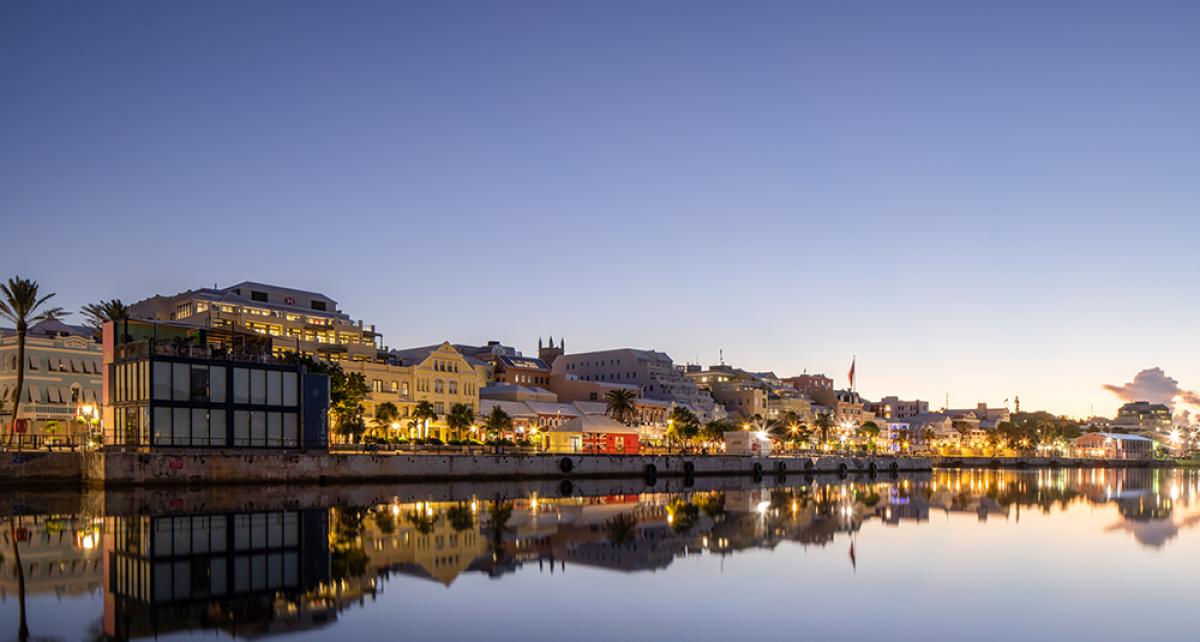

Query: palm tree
[411,400,438,439]
[446,403,475,441]
[373,402,400,436]
[1,277,63,448]
[814,411,835,449]
[483,406,513,440]
[605,389,638,424]
[666,406,699,452]
[80,298,130,336]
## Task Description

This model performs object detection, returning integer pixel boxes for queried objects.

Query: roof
[390,343,489,368]
[497,355,550,370]
[1086,432,1154,442]
[0,319,93,339]
[547,415,639,434]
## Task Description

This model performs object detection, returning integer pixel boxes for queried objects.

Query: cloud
[1103,368,1200,420]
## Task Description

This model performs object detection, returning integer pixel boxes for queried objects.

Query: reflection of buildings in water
[102,509,331,640]
[0,515,103,600]
[361,503,487,587]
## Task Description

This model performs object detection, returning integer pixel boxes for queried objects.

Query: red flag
[848,357,856,389]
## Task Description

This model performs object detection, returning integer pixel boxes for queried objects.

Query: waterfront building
[102,319,330,449]
[1114,401,1172,431]
[347,342,489,440]
[0,319,102,444]
[546,414,640,454]
[1074,432,1154,460]
[487,353,552,387]
[551,348,717,419]
[128,282,386,363]
[868,396,930,419]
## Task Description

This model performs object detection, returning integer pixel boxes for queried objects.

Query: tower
[538,335,565,366]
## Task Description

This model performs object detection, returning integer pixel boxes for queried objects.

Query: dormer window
[311,301,327,311]
[250,291,268,302]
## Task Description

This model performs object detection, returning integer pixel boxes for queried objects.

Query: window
[250,291,268,302]
[190,366,210,401]
[434,379,444,394]
[310,301,326,311]
[172,363,189,401]
[448,380,458,395]
[372,379,383,393]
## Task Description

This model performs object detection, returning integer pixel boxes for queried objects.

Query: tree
[446,403,475,441]
[483,406,513,441]
[1,277,64,448]
[700,419,733,445]
[813,411,835,448]
[286,355,369,443]
[80,299,130,336]
[411,400,438,438]
[373,402,400,434]
[666,406,700,450]
[605,389,639,424]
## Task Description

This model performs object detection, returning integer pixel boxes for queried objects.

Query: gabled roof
[0,319,93,339]
[390,343,489,368]
[547,415,639,434]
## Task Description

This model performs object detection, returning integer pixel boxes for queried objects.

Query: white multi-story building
[0,319,102,444]
[550,348,717,419]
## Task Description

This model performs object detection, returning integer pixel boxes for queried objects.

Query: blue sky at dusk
[3,1,1198,417]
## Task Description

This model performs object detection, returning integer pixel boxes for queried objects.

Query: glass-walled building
[102,319,329,449]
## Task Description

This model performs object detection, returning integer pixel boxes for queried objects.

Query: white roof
[547,415,639,435]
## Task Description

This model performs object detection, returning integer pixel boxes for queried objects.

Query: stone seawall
[75,450,931,487]
[0,451,82,486]
[931,456,1167,469]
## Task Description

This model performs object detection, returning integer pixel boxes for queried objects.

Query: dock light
[81,533,95,550]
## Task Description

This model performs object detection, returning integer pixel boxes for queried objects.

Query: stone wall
[82,450,933,487]
[0,451,81,486]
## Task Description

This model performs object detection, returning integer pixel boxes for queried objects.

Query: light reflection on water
[2,467,1200,641]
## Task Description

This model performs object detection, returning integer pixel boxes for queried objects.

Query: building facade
[129,282,385,363]
[868,396,930,419]
[1114,401,1172,431]
[102,319,329,449]
[550,348,717,419]
[0,319,103,444]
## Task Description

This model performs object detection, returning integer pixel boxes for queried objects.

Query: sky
[2,1,1198,419]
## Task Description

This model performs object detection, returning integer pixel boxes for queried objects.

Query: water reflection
[3,467,1200,641]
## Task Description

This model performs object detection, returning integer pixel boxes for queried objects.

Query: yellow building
[347,342,489,441]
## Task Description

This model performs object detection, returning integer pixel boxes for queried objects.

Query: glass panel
[210,366,226,402]
[267,371,282,405]
[154,407,172,446]
[192,409,208,446]
[153,362,171,400]
[210,409,227,446]
[267,413,282,447]
[282,371,298,406]
[190,366,209,402]
[233,368,249,404]
[172,363,189,401]
[233,556,250,593]
[234,411,250,446]
[210,557,226,595]
[173,408,190,444]
[283,413,298,447]
[250,369,266,404]
[251,412,266,445]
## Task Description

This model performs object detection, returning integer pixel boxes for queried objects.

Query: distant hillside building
[1115,401,1172,431]
[869,396,930,419]
[550,348,718,420]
